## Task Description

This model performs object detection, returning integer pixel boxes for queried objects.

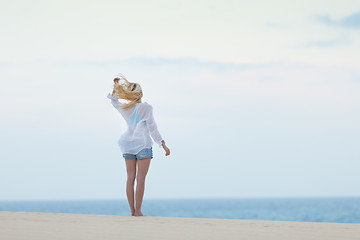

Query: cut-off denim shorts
[123,147,153,160]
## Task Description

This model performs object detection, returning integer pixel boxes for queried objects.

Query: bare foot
[131,210,135,216]
[134,210,144,216]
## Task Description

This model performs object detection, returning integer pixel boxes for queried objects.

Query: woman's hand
[161,140,170,156]
[112,78,120,95]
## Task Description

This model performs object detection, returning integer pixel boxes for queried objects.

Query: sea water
[1,198,359,223]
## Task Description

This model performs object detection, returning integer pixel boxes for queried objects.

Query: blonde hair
[112,74,142,110]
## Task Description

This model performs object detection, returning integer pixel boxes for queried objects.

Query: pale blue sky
[0,0,359,200]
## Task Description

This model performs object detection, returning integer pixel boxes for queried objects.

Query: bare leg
[135,157,151,216]
[125,158,137,216]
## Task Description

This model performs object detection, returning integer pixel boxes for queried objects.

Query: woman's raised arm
[107,92,122,109]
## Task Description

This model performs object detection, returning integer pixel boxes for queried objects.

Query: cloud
[0,61,11,67]
[264,22,289,28]
[54,57,282,72]
[317,11,360,29]
[295,35,351,48]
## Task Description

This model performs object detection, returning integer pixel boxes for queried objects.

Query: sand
[0,212,359,240]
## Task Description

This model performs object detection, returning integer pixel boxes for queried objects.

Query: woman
[107,74,171,217]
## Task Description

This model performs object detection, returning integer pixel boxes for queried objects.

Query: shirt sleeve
[107,92,122,109]
[144,104,164,148]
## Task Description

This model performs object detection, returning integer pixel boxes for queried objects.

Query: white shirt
[107,93,164,154]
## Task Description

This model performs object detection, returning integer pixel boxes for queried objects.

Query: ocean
[1,198,359,223]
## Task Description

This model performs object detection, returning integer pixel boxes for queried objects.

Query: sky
[0,0,359,200]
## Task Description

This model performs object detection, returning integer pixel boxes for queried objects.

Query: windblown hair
[112,74,143,110]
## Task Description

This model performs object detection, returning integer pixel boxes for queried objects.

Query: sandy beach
[0,212,359,240]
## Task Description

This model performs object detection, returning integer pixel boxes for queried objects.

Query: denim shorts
[123,147,153,160]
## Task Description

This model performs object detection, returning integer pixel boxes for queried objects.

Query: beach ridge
[1,211,359,240]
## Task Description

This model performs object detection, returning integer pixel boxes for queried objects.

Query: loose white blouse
[107,93,164,155]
